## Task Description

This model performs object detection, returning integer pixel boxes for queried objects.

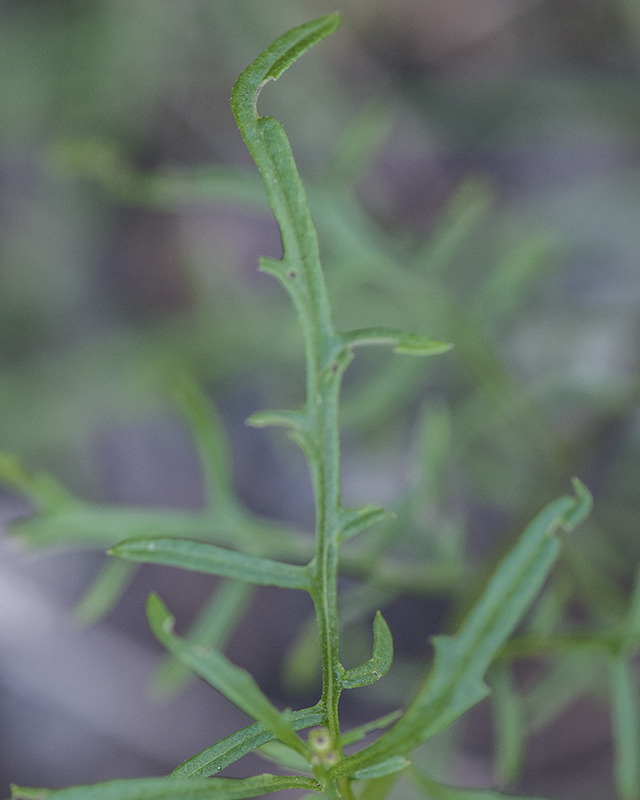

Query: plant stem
[307,339,351,741]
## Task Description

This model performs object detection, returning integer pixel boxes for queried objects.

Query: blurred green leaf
[339,505,394,543]
[488,662,524,786]
[0,452,73,511]
[73,559,138,625]
[170,375,237,515]
[609,651,640,800]
[407,766,547,799]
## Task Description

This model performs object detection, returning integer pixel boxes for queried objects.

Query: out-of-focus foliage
[1,1,640,798]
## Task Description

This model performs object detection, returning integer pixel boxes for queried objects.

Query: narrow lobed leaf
[110,537,311,591]
[11,774,320,800]
[231,14,342,344]
[338,505,394,543]
[231,14,341,133]
[341,612,394,689]
[265,17,341,83]
[352,756,410,781]
[343,328,453,357]
[245,408,306,431]
[561,477,592,530]
[256,740,313,774]
[171,706,323,778]
[402,485,592,739]
[331,482,592,777]
[151,579,253,698]
[340,710,403,747]
[146,594,308,757]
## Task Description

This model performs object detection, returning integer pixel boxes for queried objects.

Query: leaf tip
[265,12,343,82]
[146,592,175,635]
[562,477,592,531]
[393,338,454,356]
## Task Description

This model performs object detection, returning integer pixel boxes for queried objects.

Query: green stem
[230,13,347,744]
[309,350,350,740]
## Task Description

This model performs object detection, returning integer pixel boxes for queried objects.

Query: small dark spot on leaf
[288,271,296,279]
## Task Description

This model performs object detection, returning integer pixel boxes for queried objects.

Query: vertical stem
[307,341,351,742]
[231,13,350,785]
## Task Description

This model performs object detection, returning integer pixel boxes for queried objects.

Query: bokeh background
[1,0,640,798]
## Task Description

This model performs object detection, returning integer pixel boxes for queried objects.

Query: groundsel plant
[8,14,597,800]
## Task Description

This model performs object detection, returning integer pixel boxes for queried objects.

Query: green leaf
[415,405,452,504]
[231,9,351,753]
[341,612,393,689]
[73,559,138,625]
[354,773,402,800]
[146,594,307,756]
[170,374,236,514]
[131,165,268,211]
[171,706,324,778]
[231,14,341,329]
[110,537,311,591]
[257,740,313,774]
[488,662,524,785]
[353,756,410,780]
[340,710,403,747]
[623,566,640,647]
[11,774,320,800]
[245,408,306,431]
[407,766,548,799]
[609,652,640,800]
[412,176,494,278]
[404,488,589,737]
[151,579,253,698]
[9,504,219,550]
[0,452,72,511]
[560,477,592,529]
[338,505,394,543]
[332,482,592,777]
[522,652,602,734]
[283,616,322,694]
[323,100,394,188]
[231,14,341,134]
[342,328,453,357]
[474,233,557,328]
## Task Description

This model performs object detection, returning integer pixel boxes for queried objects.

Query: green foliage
[3,12,639,800]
